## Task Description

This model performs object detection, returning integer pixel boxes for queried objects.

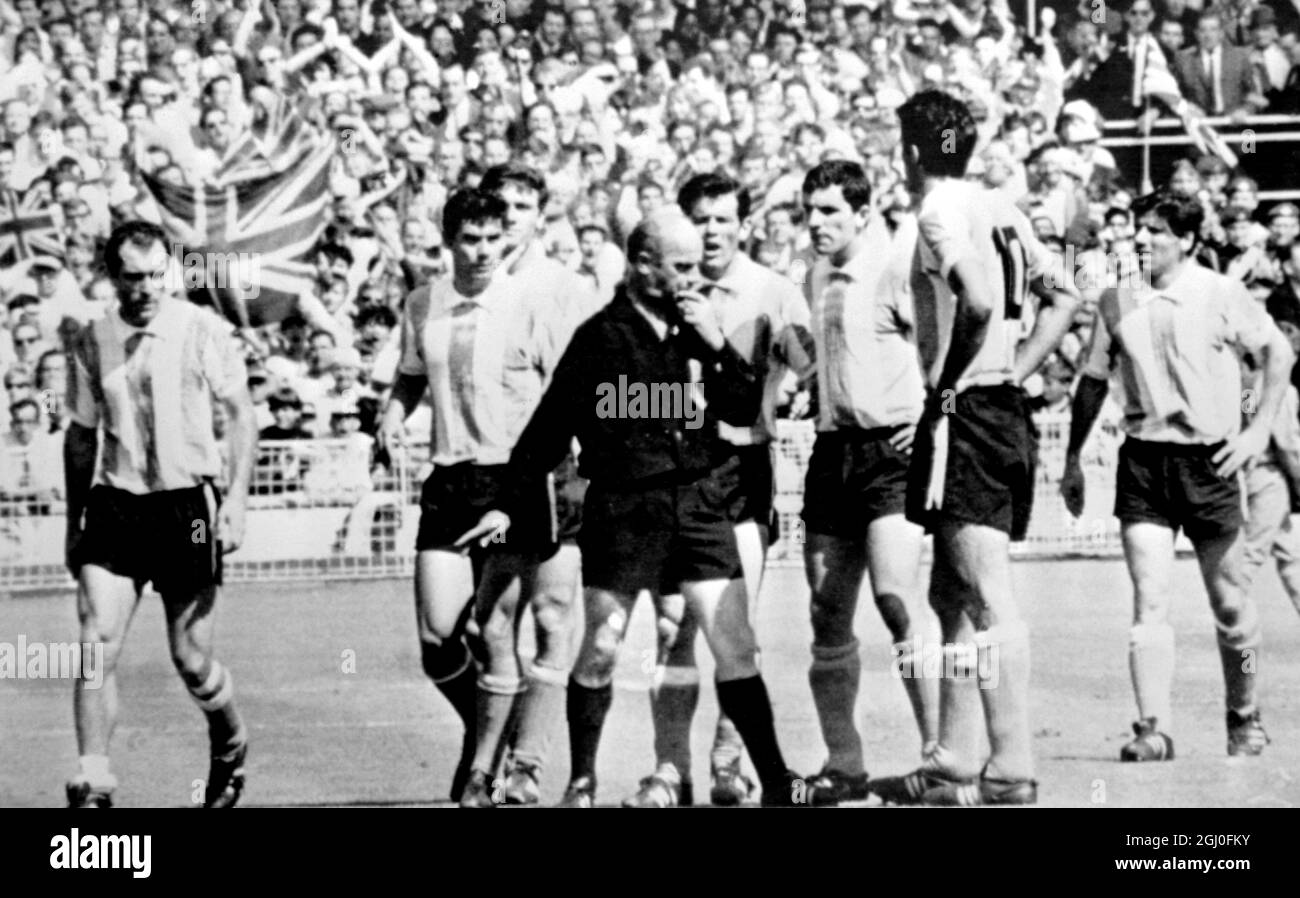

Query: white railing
[0,414,1126,594]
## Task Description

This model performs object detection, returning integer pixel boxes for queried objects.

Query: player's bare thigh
[415,548,476,642]
[77,564,145,667]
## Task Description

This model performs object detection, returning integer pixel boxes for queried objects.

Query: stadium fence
[0,412,1130,594]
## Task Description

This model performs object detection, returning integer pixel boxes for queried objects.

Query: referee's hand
[455,510,512,550]
[676,289,725,351]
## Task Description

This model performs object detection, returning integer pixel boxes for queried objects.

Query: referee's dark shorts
[579,460,747,595]
[73,481,224,596]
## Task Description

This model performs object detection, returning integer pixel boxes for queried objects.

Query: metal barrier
[1098,114,1300,203]
[0,413,1126,594]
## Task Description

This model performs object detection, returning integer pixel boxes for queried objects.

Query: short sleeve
[198,312,246,401]
[398,287,429,377]
[917,197,977,282]
[1224,279,1278,357]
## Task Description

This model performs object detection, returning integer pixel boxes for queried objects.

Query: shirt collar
[1150,261,1208,304]
[112,295,180,339]
[708,252,753,298]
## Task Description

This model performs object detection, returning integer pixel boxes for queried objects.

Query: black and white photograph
[0,0,1296,872]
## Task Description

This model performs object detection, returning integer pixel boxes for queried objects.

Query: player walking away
[462,164,598,807]
[795,159,940,806]
[377,189,574,803]
[458,209,805,807]
[623,173,815,808]
[1240,296,1300,618]
[876,91,1081,806]
[1061,191,1292,762]
[63,221,257,808]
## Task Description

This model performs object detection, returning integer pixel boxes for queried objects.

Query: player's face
[1133,211,1189,283]
[687,192,742,277]
[495,182,543,251]
[113,240,170,325]
[805,185,867,260]
[452,218,506,292]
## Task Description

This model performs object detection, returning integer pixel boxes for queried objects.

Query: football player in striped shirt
[1061,191,1291,762]
[875,91,1081,806]
[63,221,256,808]
[378,189,576,804]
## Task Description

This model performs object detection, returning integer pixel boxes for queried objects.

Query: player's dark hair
[441,187,508,241]
[1132,190,1204,242]
[897,89,978,178]
[802,159,872,211]
[480,162,550,212]
[103,221,167,278]
[678,172,752,222]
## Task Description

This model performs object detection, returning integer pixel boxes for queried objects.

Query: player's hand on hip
[1059,457,1086,518]
[676,289,725,351]
[1214,426,1267,478]
[217,500,246,554]
[890,422,917,455]
[455,510,511,550]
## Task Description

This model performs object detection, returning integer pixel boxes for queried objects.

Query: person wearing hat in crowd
[314,345,373,437]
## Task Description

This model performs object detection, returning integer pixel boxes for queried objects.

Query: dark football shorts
[906,385,1037,541]
[579,466,744,595]
[415,463,558,559]
[802,426,910,540]
[551,450,588,545]
[74,482,223,596]
[1114,437,1243,542]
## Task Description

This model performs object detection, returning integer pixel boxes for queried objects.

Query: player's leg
[865,513,939,752]
[869,535,982,805]
[461,551,535,807]
[803,531,869,794]
[1271,511,1300,616]
[162,582,248,807]
[69,565,143,807]
[706,518,768,805]
[507,543,581,803]
[682,575,797,806]
[1119,521,1178,759]
[1240,466,1288,593]
[627,589,700,807]
[414,548,479,798]
[1195,527,1269,755]
[560,584,638,806]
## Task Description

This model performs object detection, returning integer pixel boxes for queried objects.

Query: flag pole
[1140,96,1153,194]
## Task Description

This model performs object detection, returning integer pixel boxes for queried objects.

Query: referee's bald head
[626,207,703,303]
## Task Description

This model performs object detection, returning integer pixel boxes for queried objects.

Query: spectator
[0,396,63,511]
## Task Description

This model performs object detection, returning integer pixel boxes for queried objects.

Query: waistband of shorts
[818,423,910,443]
[1122,436,1227,457]
[94,479,217,500]
[593,467,713,493]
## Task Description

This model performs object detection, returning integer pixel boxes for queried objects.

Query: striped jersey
[67,298,247,494]
[912,180,1054,390]
[1081,263,1280,444]
[398,271,577,466]
[805,214,924,431]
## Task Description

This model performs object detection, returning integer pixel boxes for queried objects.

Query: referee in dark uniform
[459,209,803,807]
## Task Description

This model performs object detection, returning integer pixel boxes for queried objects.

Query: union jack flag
[0,188,62,268]
[141,108,334,328]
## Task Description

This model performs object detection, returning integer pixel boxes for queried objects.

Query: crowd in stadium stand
[5,0,1300,512]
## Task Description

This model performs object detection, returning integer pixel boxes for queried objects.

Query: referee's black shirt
[504,286,762,495]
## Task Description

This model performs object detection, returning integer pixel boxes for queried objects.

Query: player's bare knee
[873,590,911,641]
